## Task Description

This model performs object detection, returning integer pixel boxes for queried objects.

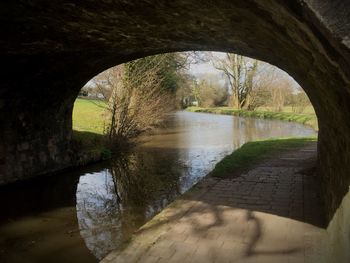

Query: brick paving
[101,142,328,263]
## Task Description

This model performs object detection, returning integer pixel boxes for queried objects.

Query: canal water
[0,111,316,263]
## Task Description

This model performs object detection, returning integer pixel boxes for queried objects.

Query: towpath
[101,142,327,263]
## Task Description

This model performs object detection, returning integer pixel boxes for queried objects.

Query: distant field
[72,98,106,134]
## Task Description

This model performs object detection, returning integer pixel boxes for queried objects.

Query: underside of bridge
[0,0,350,261]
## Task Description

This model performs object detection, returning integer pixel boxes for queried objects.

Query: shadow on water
[0,111,317,263]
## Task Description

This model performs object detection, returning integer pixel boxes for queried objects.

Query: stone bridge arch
[1,1,350,248]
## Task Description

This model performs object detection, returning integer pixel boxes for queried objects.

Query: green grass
[257,105,315,114]
[72,98,106,134]
[187,106,318,131]
[210,137,317,178]
[72,98,110,157]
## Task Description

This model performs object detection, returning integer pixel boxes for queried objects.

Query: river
[0,111,316,263]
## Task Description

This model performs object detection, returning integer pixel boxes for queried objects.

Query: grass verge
[72,98,106,134]
[187,106,318,131]
[72,98,112,160]
[210,137,317,178]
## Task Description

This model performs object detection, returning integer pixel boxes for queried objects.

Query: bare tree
[212,53,259,109]
[269,79,293,112]
[190,75,228,107]
[103,57,175,143]
[290,86,312,113]
[246,63,295,111]
[91,70,114,100]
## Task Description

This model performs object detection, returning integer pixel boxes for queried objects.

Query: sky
[188,52,224,78]
[188,51,301,91]
[189,61,216,76]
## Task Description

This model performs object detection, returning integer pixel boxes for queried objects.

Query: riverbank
[73,98,106,134]
[71,99,318,171]
[101,139,326,263]
[210,137,317,178]
[187,106,318,131]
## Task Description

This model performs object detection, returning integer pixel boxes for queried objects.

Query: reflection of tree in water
[76,148,184,260]
[110,149,185,226]
[112,149,182,211]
